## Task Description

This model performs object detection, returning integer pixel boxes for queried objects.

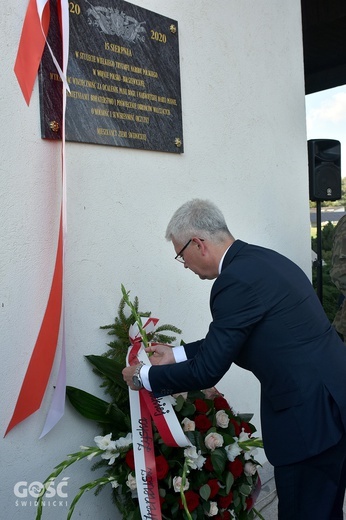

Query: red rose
[206,478,220,498]
[195,414,212,432]
[194,399,209,413]
[230,418,241,436]
[228,457,243,478]
[204,456,214,472]
[215,512,232,520]
[125,449,135,470]
[214,396,231,410]
[246,496,254,510]
[218,491,234,509]
[179,490,200,512]
[241,421,252,434]
[155,455,169,480]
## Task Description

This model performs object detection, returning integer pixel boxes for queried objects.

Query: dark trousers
[274,434,346,519]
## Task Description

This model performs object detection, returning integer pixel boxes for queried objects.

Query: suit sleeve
[184,339,204,359]
[148,273,265,396]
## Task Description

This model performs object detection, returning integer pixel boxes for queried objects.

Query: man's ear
[193,237,206,253]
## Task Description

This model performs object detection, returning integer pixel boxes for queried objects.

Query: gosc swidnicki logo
[14,478,69,507]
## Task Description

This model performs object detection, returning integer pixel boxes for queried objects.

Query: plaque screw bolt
[49,121,60,132]
[174,137,182,148]
[170,24,177,34]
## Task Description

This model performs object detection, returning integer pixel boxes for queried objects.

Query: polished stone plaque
[39,0,183,153]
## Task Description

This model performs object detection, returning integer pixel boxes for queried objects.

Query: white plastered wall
[0,1,310,518]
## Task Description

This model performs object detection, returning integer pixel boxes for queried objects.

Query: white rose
[173,476,190,492]
[205,432,224,451]
[225,442,242,462]
[184,446,198,459]
[184,446,206,469]
[126,473,137,491]
[202,387,220,400]
[182,417,196,431]
[206,501,218,516]
[244,461,258,476]
[216,410,230,428]
[193,453,207,470]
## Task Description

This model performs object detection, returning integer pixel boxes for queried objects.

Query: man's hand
[145,343,176,365]
[122,364,139,390]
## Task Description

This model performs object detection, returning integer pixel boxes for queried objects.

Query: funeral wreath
[35,286,264,520]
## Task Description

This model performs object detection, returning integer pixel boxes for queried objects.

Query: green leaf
[238,413,253,422]
[187,390,205,400]
[86,355,127,389]
[225,470,234,494]
[220,433,234,445]
[179,401,196,417]
[233,491,241,508]
[66,386,127,427]
[239,483,252,496]
[174,394,186,412]
[199,484,211,501]
[210,448,227,475]
[185,430,205,453]
[170,501,179,517]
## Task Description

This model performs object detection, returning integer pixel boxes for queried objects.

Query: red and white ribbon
[126,318,191,519]
[6,0,69,437]
[128,374,162,520]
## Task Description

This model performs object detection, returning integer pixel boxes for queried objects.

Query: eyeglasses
[175,239,192,263]
[174,238,204,263]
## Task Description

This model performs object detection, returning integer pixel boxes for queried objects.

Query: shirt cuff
[140,364,152,391]
[173,345,188,363]
[140,346,187,391]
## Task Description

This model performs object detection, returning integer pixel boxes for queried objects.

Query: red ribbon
[14,0,51,106]
[129,340,186,448]
[6,0,66,435]
[140,382,182,447]
[128,344,162,519]
[5,215,63,435]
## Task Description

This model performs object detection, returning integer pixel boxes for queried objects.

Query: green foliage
[311,222,335,253]
[92,293,182,432]
[66,386,128,428]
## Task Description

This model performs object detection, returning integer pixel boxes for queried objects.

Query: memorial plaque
[39,0,183,153]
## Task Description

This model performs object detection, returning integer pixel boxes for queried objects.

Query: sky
[305,85,346,176]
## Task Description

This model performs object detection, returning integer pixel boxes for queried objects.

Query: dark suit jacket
[149,240,346,466]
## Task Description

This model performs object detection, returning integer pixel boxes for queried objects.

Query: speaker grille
[313,164,342,200]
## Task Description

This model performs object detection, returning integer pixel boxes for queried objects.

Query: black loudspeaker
[308,139,341,201]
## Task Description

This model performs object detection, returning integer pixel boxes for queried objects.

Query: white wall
[0,1,310,518]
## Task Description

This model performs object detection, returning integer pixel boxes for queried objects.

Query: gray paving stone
[254,462,277,519]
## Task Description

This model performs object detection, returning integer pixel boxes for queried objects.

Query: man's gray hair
[165,199,233,243]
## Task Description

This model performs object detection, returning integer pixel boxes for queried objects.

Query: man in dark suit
[123,199,346,519]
